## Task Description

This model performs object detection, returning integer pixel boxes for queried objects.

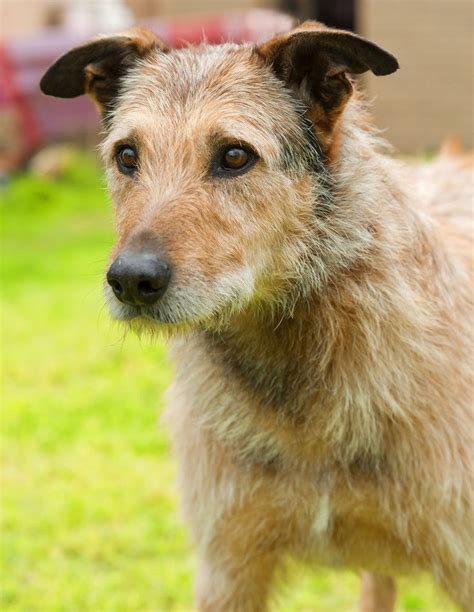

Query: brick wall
[359,0,473,153]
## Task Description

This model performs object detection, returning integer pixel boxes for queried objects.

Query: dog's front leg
[178,446,285,612]
[359,572,397,612]
[166,392,290,611]
[191,472,284,612]
[195,548,279,612]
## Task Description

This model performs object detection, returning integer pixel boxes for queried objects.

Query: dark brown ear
[40,28,168,111]
[257,21,398,149]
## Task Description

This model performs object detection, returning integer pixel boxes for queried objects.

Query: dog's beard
[105,285,203,327]
[103,268,256,335]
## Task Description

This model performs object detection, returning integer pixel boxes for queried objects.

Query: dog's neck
[203,294,322,417]
[199,270,393,468]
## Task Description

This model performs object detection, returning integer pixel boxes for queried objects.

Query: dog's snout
[107,252,171,306]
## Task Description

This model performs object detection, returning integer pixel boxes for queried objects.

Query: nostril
[109,279,123,295]
[137,280,159,296]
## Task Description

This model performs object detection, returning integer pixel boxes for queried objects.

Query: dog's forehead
[125,43,267,106]
[148,43,260,93]
[111,43,296,137]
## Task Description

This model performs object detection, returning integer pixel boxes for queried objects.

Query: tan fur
[359,573,397,612]
[41,21,474,611]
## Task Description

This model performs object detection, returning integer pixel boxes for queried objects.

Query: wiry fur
[163,96,473,610]
[42,23,474,611]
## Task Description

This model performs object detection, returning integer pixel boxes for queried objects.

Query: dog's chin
[128,313,193,338]
[108,302,190,333]
[106,296,217,338]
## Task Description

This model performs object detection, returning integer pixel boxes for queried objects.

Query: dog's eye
[214,145,257,177]
[223,147,249,169]
[116,146,138,175]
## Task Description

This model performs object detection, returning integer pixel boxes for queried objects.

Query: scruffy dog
[41,21,473,611]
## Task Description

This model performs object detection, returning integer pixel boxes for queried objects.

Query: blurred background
[1,1,472,610]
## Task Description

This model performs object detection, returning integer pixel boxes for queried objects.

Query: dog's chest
[166,338,416,573]
[167,333,320,466]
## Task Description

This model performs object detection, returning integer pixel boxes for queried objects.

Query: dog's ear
[257,21,398,149]
[40,28,168,112]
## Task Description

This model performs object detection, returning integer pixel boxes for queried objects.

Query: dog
[40,20,473,611]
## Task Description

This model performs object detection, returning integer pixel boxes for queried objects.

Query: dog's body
[41,21,473,611]
[165,132,474,612]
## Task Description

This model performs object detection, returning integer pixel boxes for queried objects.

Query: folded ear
[257,21,399,150]
[40,28,168,112]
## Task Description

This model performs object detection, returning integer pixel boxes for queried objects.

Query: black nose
[106,252,171,306]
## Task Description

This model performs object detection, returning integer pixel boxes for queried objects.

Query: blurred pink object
[0,10,293,170]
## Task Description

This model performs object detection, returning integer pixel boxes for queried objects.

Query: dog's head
[40,22,397,331]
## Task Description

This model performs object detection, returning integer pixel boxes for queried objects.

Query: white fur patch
[213,266,256,303]
[313,492,331,536]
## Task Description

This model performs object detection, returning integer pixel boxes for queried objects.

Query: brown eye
[222,147,249,169]
[116,146,138,175]
[214,145,257,177]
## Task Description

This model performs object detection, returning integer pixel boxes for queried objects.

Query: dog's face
[41,23,397,330]
[100,45,325,328]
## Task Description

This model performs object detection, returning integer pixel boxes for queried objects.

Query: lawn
[1,155,456,611]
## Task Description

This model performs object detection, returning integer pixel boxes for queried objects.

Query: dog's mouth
[109,302,174,324]
[105,286,204,330]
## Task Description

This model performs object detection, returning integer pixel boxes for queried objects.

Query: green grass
[1,155,456,611]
